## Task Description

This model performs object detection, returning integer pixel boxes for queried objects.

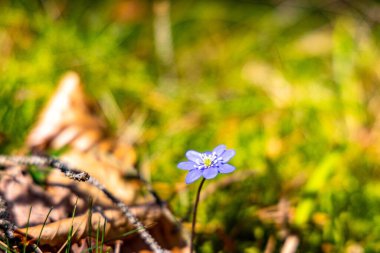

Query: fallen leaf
[27,71,105,152]
[0,166,68,227]
[17,71,188,252]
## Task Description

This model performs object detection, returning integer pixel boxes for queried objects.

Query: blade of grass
[100,219,106,253]
[0,240,14,253]
[34,206,53,248]
[56,198,80,253]
[86,197,93,252]
[57,208,91,253]
[66,198,78,253]
[96,219,100,253]
[23,206,33,253]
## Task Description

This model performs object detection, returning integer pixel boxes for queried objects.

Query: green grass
[22,206,32,253]
[1,0,380,252]
[65,200,78,253]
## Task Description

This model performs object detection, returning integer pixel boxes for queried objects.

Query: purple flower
[177,144,236,184]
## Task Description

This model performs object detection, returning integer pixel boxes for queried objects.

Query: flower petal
[186,150,202,163]
[221,149,235,162]
[213,145,226,156]
[177,161,196,170]
[185,170,202,184]
[218,164,235,174]
[202,167,218,179]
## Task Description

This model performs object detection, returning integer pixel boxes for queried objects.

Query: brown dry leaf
[27,71,137,172]
[1,163,187,252]
[17,206,162,247]
[27,71,141,209]
[0,166,68,227]
[27,72,105,152]
[20,71,188,252]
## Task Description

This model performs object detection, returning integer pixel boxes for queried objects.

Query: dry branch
[0,194,14,239]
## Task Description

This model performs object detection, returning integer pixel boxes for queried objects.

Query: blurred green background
[1,0,380,252]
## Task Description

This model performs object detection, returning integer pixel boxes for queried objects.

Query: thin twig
[0,155,168,253]
[114,240,123,253]
[31,243,43,253]
[0,194,15,240]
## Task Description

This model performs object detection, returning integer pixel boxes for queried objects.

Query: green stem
[190,178,206,253]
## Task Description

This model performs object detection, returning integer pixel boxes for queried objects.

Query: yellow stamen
[204,158,212,167]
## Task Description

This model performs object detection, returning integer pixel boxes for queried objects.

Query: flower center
[200,152,216,169]
[203,158,212,167]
